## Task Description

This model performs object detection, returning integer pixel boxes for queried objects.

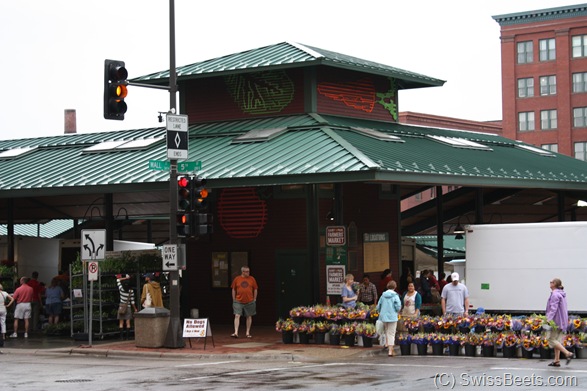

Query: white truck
[464,221,587,315]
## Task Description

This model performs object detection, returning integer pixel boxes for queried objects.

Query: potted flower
[463,333,481,357]
[442,334,462,356]
[340,322,357,347]
[421,315,435,333]
[481,332,497,357]
[502,332,520,358]
[328,323,341,346]
[457,315,473,334]
[297,320,313,344]
[520,334,539,359]
[397,333,412,355]
[355,323,378,347]
[428,333,444,355]
[411,333,430,355]
[537,336,553,359]
[405,317,421,334]
[275,318,297,344]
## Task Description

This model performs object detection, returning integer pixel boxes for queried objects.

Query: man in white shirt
[441,272,469,316]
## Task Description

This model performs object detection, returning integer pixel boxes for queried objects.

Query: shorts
[14,302,32,319]
[45,302,63,316]
[233,301,256,317]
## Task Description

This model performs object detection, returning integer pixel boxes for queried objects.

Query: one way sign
[162,244,178,271]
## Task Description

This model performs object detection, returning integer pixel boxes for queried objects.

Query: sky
[0,0,579,140]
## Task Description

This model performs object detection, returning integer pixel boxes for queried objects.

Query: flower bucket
[343,334,355,347]
[576,346,587,359]
[448,344,460,356]
[361,336,374,348]
[282,331,294,344]
[329,334,341,346]
[416,343,428,356]
[314,332,326,345]
[431,343,444,355]
[503,345,517,358]
[464,343,476,357]
[539,347,553,359]
[299,333,311,344]
[474,325,486,333]
[521,349,534,359]
[423,324,435,333]
[482,345,495,357]
[400,343,411,356]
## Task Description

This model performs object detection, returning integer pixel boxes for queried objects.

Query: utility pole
[164,0,184,349]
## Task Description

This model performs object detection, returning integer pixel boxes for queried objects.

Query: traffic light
[191,177,208,211]
[104,59,128,120]
[177,176,191,237]
[193,213,214,235]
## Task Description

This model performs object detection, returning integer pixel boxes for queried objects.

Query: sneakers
[24,333,28,338]
[9,333,17,338]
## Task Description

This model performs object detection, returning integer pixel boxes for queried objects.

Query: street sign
[81,229,106,261]
[166,114,188,160]
[88,261,99,281]
[148,159,171,171]
[178,161,202,173]
[162,244,178,271]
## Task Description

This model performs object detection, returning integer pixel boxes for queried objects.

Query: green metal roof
[132,42,445,90]
[0,219,74,238]
[2,114,587,196]
[412,235,466,260]
[493,3,587,26]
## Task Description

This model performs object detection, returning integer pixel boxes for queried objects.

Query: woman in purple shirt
[545,278,573,367]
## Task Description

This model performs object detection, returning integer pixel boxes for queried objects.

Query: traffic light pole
[164,0,184,349]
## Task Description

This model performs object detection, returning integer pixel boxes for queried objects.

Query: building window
[574,107,587,128]
[541,144,558,153]
[518,78,534,98]
[539,75,556,96]
[540,110,557,130]
[517,41,533,64]
[539,38,556,61]
[572,35,587,58]
[573,72,587,93]
[574,142,587,161]
[518,111,535,131]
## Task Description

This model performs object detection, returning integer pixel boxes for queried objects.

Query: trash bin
[134,307,170,348]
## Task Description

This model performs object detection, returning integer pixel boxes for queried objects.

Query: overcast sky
[0,0,577,140]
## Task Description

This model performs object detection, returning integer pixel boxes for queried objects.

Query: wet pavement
[0,325,385,362]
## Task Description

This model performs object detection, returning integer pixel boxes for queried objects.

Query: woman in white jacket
[376,280,401,357]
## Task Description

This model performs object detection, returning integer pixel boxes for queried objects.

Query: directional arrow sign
[81,229,106,261]
[162,244,178,271]
[167,114,188,160]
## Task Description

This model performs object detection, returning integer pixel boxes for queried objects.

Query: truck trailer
[465,221,587,315]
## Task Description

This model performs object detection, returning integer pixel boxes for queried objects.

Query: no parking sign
[88,261,99,281]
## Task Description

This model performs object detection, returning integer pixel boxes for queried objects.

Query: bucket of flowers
[537,336,553,359]
[502,332,520,358]
[421,315,436,333]
[397,333,412,355]
[411,333,429,355]
[340,322,357,347]
[324,306,341,322]
[568,317,585,334]
[443,334,462,356]
[526,315,544,335]
[510,317,524,335]
[297,320,313,344]
[457,315,473,334]
[520,333,539,359]
[328,323,341,345]
[481,332,497,357]
[355,323,378,347]
[405,317,421,334]
[463,333,481,357]
[275,318,297,344]
[428,333,444,355]
[473,314,488,333]
[438,315,456,334]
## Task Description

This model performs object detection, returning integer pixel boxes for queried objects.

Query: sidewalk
[0,325,386,362]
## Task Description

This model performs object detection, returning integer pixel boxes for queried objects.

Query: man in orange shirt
[27,271,43,331]
[230,266,258,339]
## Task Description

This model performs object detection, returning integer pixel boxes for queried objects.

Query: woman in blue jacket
[377,280,402,357]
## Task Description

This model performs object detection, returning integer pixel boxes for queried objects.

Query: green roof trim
[132,42,445,90]
[493,3,587,26]
[2,114,587,196]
